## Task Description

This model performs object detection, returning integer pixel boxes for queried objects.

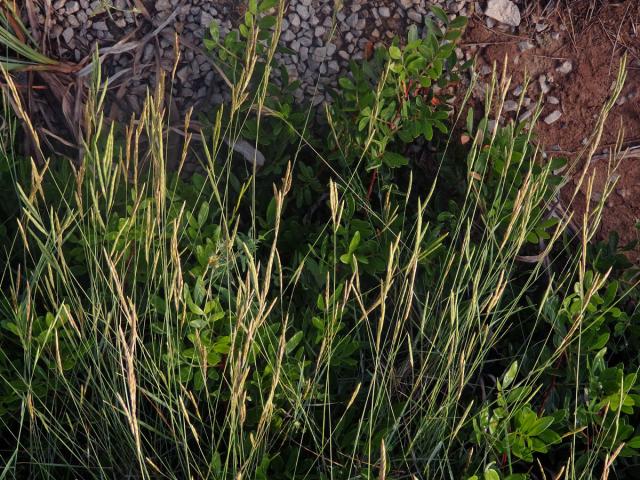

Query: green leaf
[266,197,277,225]
[259,0,278,12]
[358,115,370,131]
[549,156,568,170]
[316,294,325,311]
[185,285,205,316]
[338,77,355,90]
[502,361,518,389]
[382,151,409,168]
[286,331,304,354]
[197,202,209,227]
[431,6,449,24]
[422,121,434,141]
[537,429,561,445]
[408,24,419,43]
[527,416,554,436]
[389,45,402,60]
[210,451,222,476]
[627,436,640,449]
[466,107,474,134]
[484,469,500,480]
[348,231,361,253]
[590,332,610,351]
[189,319,208,329]
[213,337,231,354]
[258,16,277,29]
[207,350,222,366]
[209,21,220,43]
[449,16,468,29]
[444,29,462,41]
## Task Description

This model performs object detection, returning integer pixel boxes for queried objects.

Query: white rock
[296,4,310,20]
[200,11,214,27]
[544,110,562,124]
[62,27,74,44]
[518,40,534,52]
[556,60,573,75]
[156,0,171,11]
[176,66,190,83]
[282,30,295,42]
[538,74,550,94]
[485,0,521,27]
[519,109,534,122]
[65,1,80,14]
[504,100,518,112]
[407,10,422,23]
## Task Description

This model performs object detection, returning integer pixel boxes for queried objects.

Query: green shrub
[0,2,639,479]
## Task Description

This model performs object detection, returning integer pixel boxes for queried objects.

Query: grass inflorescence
[1,2,640,479]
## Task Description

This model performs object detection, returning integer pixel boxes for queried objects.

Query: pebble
[296,4,310,21]
[66,1,80,14]
[62,27,74,44]
[143,43,154,62]
[504,100,519,112]
[538,75,551,94]
[519,109,534,122]
[518,40,534,52]
[156,0,172,11]
[201,11,214,27]
[556,60,573,75]
[408,10,422,23]
[544,110,562,125]
[484,0,521,27]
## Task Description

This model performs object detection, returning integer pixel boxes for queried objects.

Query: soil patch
[464,0,640,254]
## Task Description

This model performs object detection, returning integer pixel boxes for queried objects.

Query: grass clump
[1,2,640,479]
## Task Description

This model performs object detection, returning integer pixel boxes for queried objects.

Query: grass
[0,3,639,479]
[0,1,62,71]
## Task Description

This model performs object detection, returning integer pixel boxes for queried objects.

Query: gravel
[30,0,484,117]
[27,0,538,144]
[30,0,236,117]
